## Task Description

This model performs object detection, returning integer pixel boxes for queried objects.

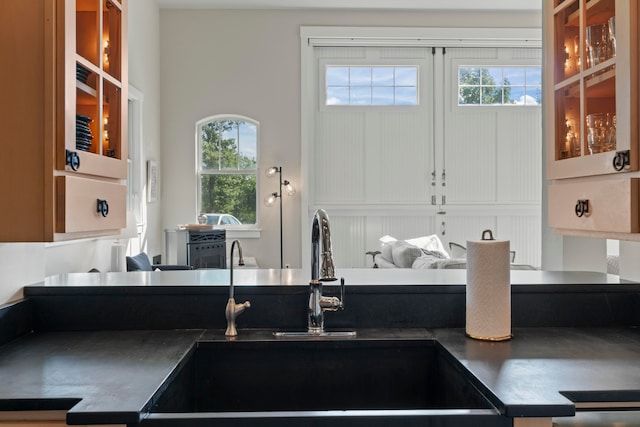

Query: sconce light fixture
[104,39,110,65]
[265,166,295,268]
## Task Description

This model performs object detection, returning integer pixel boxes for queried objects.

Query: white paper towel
[465,234,511,341]
[111,241,127,272]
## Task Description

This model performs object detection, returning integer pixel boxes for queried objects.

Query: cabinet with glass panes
[0,0,128,241]
[545,0,640,236]
[546,0,637,178]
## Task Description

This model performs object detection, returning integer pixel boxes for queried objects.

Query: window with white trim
[197,116,258,226]
[325,65,419,106]
[458,66,542,106]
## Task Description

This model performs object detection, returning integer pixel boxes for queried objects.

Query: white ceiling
[155,0,541,12]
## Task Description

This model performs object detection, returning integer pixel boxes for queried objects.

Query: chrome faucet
[225,240,251,337]
[308,209,346,334]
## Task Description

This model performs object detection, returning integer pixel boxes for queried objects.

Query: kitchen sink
[142,338,508,426]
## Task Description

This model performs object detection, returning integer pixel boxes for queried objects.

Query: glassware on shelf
[564,35,581,76]
[586,23,610,68]
[586,112,616,155]
[586,113,607,154]
[564,118,580,158]
[608,16,616,58]
[605,113,616,151]
[573,35,581,71]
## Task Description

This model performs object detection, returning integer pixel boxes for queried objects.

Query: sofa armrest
[375,256,398,268]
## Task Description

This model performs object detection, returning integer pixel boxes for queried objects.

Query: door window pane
[325,65,418,106]
[458,66,542,106]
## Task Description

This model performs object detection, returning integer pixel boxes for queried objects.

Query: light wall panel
[315,112,366,202]
[374,112,432,202]
[496,109,542,203]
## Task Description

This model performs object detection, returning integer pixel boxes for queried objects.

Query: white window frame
[323,63,420,107]
[451,59,543,111]
[195,114,261,239]
[319,58,422,112]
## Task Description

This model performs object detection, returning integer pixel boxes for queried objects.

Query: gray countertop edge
[23,270,636,295]
[23,283,640,297]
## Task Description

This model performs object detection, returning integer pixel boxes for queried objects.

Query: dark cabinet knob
[65,149,80,171]
[575,199,589,218]
[97,199,109,217]
[613,150,630,171]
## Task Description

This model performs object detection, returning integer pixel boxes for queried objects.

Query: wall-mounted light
[265,166,295,268]
[104,39,110,65]
[103,116,110,142]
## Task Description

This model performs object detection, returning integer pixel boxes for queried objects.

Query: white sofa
[371,235,536,270]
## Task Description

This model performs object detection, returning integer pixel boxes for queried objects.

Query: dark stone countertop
[6,268,640,425]
[1,327,640,423]
[434,327,640,417]
[0,329,204,425]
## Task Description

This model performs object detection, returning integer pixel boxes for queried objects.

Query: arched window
[197,115,258,227]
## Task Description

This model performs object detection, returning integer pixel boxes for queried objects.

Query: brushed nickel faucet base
[225,240,250,337]
[276,209,355,338]
[273,330,356,338]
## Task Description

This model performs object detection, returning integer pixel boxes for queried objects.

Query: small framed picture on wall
[147,160,158,203]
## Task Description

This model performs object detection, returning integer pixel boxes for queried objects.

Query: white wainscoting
[321,205,541,268]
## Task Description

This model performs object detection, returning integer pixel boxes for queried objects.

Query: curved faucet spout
[308,209,348,334]
[311,209,336,283]
[229,239,245,299]
[226,240,249,337]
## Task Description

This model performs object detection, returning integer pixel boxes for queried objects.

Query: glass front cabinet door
[68,0,127,179]
[545,0,640,236]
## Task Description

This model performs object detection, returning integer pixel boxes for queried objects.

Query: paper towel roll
[465,232,511,341]
[111,241,127,272]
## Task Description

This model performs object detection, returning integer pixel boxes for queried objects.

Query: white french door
[302,28,542,268]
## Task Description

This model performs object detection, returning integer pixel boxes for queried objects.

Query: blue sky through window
[326,66,418,106]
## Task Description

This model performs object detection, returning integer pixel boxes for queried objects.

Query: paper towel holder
[466,228,512,342]
[481,229,495,240]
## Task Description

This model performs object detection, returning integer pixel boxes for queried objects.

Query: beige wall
[159,8,541,269]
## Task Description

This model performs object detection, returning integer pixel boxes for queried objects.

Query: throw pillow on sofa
[378,234,450,267]
[405,234,449,259]
[390,240,423,268]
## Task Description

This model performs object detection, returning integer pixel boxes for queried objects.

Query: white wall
[0,0,161,305]
[159,8,542,269]
[128,0,163,260]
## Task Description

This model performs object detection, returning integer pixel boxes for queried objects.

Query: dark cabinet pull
[575,199,589,218]
[97,199,109,217]
[613,150,630,171]
[65,149,80,171]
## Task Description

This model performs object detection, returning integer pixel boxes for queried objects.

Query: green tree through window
[458,66,541,106]
[198,117,257,224]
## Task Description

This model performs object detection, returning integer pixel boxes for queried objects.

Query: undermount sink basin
[142,338,508,426]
